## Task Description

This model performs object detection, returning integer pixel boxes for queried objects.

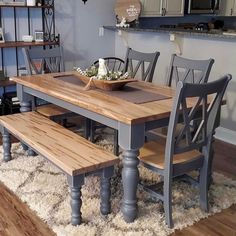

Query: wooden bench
[0,111,119,226]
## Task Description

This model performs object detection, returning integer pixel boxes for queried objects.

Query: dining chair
[139,74,231,228]
[124,47,160,82]
[166,54,215,87]
[90,49,160,155]
[93,57,125,73]
[89,57,125,155]
[151,54,215,139]
[21,46,75,126]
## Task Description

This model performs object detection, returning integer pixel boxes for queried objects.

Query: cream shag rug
[0,135,236,236]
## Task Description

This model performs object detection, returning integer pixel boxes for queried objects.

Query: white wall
[55,0,116,70]
[115,31,236,141]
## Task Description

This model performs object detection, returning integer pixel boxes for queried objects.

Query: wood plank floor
[0,138,236,235]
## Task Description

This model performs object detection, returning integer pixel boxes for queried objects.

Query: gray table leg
[1,127,11,162]
[118,123,145,223]
[100,166,114,215]
[121,149,140,222]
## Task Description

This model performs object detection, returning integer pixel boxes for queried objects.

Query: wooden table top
[11,71,191,125]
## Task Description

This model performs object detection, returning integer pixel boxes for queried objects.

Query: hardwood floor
[0,138,235,235]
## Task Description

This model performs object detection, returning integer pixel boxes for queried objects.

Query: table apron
[19,85,170,134]
[21,86,119,130]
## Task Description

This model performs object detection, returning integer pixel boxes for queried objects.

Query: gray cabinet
[219,0,236,16]
[140,0,184,17]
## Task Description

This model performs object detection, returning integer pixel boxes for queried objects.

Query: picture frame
[34,30,44,42]
[0,28,5,43]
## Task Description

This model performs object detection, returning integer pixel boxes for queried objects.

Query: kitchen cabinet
[140,0,162,17]
[219,0,236,16]
[140,0,184,17]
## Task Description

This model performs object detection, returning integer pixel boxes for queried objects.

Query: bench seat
[0,111,119,225]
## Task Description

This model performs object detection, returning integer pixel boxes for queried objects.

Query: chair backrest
[166,54,214,87]
[165,74,231,171]
[93,57,124,73]
[124,47,160,82]
[22,46,65,75]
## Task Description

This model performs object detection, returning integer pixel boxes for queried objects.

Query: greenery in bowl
[76,66,129,81]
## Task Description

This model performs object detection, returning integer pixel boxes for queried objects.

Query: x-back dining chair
[93,57,125,73]
[166,54,215,87]
[139,74,231,228]
[22,46,74,125]
[149,54,215,140]
[124,47,160,82]
[90,48,160,155]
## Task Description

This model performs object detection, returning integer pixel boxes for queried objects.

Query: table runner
[54,74,170,104]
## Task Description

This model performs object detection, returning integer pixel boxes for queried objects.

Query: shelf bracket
[169,33,182,55]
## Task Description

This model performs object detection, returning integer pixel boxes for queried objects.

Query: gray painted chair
[151,54,215,139]
[166,54,215,86]
[90,49,160,155]
[89,57,125,155]
[124,47,160,82]
[93,57,125,73]
[22,46,74,125]
[139,74,231,228]
[22,46,65,75]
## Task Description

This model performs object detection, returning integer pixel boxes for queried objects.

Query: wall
[115,31,236,144]
[55,0,116,70]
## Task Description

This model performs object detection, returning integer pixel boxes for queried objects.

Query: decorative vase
[97,58,108,79]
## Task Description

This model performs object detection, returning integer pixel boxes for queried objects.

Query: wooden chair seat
[139,141,202,169]
[36,104,73,119]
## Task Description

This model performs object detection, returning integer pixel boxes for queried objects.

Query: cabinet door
[219,0,235,16]
[232,0,236,15]
[163,0,184,16]
[140,0,163,17]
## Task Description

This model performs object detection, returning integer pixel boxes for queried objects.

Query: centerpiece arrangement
[76,58,136,91]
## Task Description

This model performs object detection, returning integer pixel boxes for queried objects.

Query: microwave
[188,0,220,14]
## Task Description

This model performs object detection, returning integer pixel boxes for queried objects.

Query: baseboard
[215,127,236,146]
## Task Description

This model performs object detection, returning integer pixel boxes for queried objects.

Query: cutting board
[114,0,141,23]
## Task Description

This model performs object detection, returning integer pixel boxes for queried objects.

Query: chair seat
[36,104,73,118]
[139,141,202,169]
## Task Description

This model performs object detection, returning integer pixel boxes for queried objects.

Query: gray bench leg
[67,175,84,226]
[100,166,114,215]
[1,128,11,162]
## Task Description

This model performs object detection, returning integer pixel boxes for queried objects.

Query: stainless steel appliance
[188,0,220,14]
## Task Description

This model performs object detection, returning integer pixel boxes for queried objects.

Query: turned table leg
[100,166,114,215]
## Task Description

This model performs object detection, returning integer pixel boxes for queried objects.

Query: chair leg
[67,175,84,226]
[163,176,173,228]
[84,118,91,140]
[113,129,119,156]
[100,167,114,215]
[199,164,209,212]
[90,120,96,142]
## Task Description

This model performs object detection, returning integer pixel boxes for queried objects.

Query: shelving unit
[0,0,59,76]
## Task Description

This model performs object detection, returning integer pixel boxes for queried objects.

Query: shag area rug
[0,134,236,236]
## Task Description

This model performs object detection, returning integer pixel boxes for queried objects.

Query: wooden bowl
[78,74,137,91]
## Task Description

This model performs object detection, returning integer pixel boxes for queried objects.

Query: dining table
[11,71,201,223]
